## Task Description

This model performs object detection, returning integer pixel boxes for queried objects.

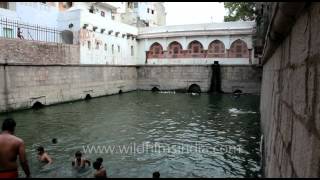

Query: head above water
[153,171,160,178]
[52,138,57,144]
[37,146,44,154]
[96,157,103,163]
[2,118,16,133]
[75,151,82,159]
[93,161,102,170]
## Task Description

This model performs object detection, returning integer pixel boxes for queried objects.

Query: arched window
[208,40,225,58]
[229,39,249,58]
[168,41,182,54]
[149,42,163,55]
[187,40,203,54]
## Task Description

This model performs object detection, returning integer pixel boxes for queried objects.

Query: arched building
[138,21,257,65]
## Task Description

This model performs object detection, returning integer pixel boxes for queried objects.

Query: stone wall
[0,63,261,112]
[137,65,261,93]
[260,4,320,177]
[0,64,137,112]
[0,38,80,64]
[221,65,261,94]
[137,65,212,92]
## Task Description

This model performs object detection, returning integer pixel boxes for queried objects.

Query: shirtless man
[72,151,91,169]
[0,118,30,178]
[93,157,107,178]
[37,146,53,166]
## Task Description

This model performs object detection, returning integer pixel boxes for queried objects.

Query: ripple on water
[1,92,261,178]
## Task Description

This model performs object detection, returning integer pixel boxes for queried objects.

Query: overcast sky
[164,2,227,25]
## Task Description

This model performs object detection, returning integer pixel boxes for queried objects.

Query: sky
[164,2,227,25]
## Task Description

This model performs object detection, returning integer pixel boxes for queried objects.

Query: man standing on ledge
[0,118,30,178]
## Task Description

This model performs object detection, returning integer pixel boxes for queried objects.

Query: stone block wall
[137,65,212,92]
[0,38,80,64]
[0,66,6,111]
[137,65,261,94]
[221,65,261,94]
[260,4,320,177]
[1,65,137,112]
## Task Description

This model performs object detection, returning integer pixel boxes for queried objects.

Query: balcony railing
[0,17,62,43]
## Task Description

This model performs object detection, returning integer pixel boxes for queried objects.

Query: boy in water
[37,146,53,166]
[72,151,91,169]
[153,171,160,178]
[93,157,107,178]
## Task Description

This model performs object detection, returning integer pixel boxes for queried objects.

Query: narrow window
[134,2,138,8]
[118,45,120,52]
[131,46,134,56]
[104,43,107,51]
[151,10,154,14]
[112,44,114,54]
[3,28,13,38]
[88,41,91,49]
[101,11,105,17]
[96,42,99,49]
[147,8,149,13]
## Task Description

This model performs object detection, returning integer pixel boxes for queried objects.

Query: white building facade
[0,2,257,65]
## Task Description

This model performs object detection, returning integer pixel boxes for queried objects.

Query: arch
[32,101,44,109]
[85,94,92,100]
[229,39,249,58]
[168,41,183,54]
[187,40,203,54]
[151,87,160,92]
[188,84,201,93]
[208,40,225,58]
[149,42,163,55]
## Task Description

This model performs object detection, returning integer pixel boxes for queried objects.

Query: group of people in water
[0,118,161,178]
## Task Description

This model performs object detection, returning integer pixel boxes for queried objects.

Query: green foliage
[224,2,256,22]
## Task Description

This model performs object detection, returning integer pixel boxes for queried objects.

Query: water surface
[0,91,261,178]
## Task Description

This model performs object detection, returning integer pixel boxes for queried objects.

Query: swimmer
[72,151,91,169]
[153,171,160,178]
[37,146,53,166]
[93,158,107,178]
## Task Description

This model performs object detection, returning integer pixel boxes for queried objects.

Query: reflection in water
[0,91,261,178]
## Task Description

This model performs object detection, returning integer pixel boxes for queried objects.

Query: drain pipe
[261,2,306,64]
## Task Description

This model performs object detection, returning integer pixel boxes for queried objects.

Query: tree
[224,2,256,22]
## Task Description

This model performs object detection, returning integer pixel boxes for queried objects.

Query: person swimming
[153,171,160,178]
[72,151,91,169]
[37,146,53,166]
[93,157,107,178]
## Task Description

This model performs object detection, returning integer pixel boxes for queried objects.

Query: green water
[0,91,261,178]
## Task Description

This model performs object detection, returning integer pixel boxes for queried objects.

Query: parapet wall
[260,4,320,177]
[0,38,80,64]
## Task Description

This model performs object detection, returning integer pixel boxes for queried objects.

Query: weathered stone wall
[137,65,261,93]
[0,38,80,64]
[0,63,261,112]
[260,4,320,177]
[221,65,261,94]
[137,65,212,92]
[0,65,137,112]
[0,66,6,111]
